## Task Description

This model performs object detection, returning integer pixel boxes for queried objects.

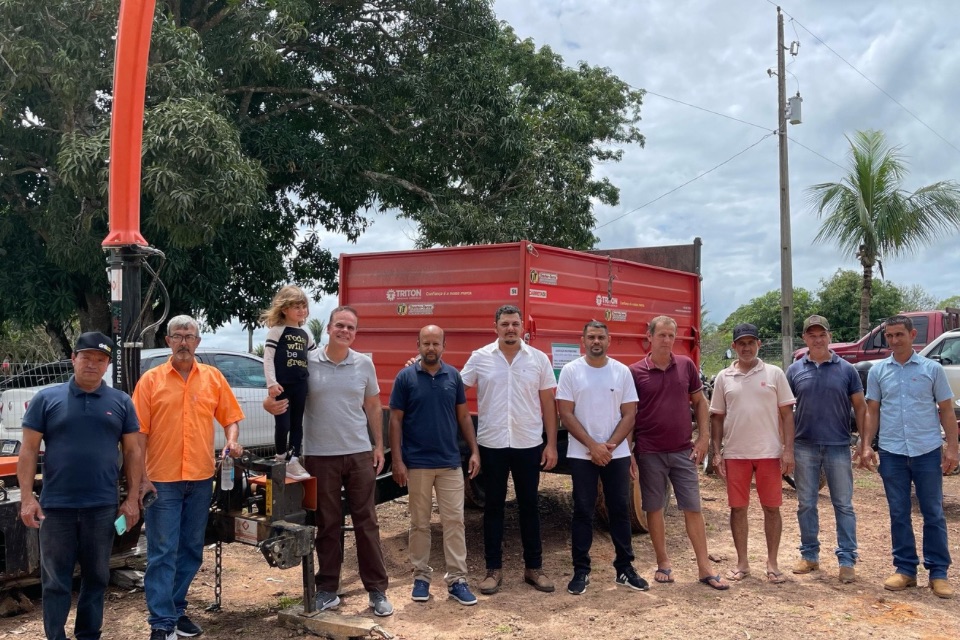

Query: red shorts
[724,458,782,508]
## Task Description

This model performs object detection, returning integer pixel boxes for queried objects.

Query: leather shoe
[523,568,555,593]
[930,579,955,599]
[838,566,856,584]
[479,569,502,595]
[883,573,917,591]
[792,558,819,574]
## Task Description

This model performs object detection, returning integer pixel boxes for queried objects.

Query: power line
[788,136,845,170]
[595,131,777,230]
[642,90,770,131]
[768,0,960,155]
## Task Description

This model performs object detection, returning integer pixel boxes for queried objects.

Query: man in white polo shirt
[710,323,795,584]
[462,304,559,595]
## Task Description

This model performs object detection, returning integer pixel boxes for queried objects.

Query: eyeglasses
[168,334,198,344]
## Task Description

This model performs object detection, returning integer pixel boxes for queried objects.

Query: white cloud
[205,0,960,350]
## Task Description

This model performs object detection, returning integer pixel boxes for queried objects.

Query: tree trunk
[44,322,72,359]
[860,263,873,336]
[78,291,112,334]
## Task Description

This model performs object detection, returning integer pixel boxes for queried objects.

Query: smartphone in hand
[114,515,127,536]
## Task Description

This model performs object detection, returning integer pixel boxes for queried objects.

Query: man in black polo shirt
[17,332,142,640]
[389,325,481,606]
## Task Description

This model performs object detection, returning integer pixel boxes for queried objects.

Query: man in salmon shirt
[133,315,244,640]
[710,323,796,585]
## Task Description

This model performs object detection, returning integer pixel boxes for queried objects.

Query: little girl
[261,285,315,480]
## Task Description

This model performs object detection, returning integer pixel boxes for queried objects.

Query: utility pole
[776,6,794,368]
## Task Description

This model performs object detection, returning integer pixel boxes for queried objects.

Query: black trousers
[273,379,308,456]
[569,456,634,574]
[479,445,543,570]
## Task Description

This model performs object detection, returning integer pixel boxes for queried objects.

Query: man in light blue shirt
[860,314,958,599]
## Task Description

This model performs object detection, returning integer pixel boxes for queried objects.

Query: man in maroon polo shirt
[630,316,728,590]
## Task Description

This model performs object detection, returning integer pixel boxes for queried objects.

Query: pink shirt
[710,359,795,459]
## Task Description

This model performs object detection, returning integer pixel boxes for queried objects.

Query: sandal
[654,568,674,584]
[699,575,730,591]
[725,569,750,581]
[766,570,786,584]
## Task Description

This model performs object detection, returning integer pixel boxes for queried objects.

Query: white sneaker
[285,456,310,480]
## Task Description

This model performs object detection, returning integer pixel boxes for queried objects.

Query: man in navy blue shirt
[786,315,866,584]
[860,314,958,599]
[389,325,481,606]
[17,332,142,640]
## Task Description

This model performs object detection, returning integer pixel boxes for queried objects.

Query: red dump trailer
[341,240,702,408]
[340,240,702,530]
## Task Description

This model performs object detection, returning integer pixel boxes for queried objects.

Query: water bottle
[221,449,234,491]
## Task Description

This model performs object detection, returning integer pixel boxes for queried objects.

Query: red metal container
[340,241,702,409]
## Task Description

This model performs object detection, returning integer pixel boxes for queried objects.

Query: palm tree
[307,318,325,346]
[807,130,960,336]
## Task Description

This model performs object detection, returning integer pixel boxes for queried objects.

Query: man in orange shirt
[133,316,244,640]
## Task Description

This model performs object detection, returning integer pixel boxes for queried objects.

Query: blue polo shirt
[388,361,466,469]
[786,352,863,446]
[22,377,140,509]
[866,352,954,457]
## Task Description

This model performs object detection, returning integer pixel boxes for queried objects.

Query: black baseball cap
[732,323,760,342]
[74,332,115,357]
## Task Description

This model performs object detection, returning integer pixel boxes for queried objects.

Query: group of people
[710,313,956,599]
[15,295,958,640]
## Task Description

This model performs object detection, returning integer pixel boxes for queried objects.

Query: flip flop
[654,568,674,584]
[766,570,786,584]
[725,569,750,581]
[699,575,730,591]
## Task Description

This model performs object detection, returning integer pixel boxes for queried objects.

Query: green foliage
[814,270,903,342]
[807,130,960,335]
[716,271,928,345]
[939,295,960,309]
[719,288,816,339]
[898,284,938,313]
[0,0,642,343]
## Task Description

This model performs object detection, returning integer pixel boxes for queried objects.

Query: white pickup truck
[918,327,960,422]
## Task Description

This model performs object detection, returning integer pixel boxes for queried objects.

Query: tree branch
[362,170,440,214]
[226,86,403,133]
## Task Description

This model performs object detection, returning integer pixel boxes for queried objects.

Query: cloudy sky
[206,0,960,349]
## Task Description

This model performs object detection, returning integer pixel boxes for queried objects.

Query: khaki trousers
[407,467,468,585]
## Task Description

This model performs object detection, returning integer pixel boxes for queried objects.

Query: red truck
[339,240,702,531]
[793,308,960,363]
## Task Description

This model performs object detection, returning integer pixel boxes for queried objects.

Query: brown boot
[479,569,502,595]
[930,579,955,599]
[523,568,555,593]
[792,558,819,574]
[883,573,917,591]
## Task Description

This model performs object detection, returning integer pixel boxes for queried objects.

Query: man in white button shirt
[462,305,559,595]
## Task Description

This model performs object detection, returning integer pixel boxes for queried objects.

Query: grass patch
[277,595,303,609]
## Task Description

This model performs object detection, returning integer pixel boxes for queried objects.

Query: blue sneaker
[412,579,430,602]
[567,571,589,595]
[448,580,478,606]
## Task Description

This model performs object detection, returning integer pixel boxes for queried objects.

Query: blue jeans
[144,480,213,631]
[569,457,634,574]
[39,505,116,640]
[794,442,858,567]
[878,448,951,579]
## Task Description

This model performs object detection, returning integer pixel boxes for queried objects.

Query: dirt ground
[3,469,960,640]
